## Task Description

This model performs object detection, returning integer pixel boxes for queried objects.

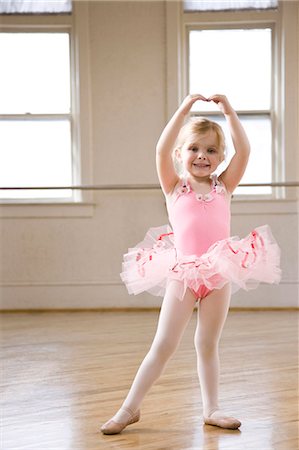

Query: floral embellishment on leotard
[196,193,213,202]
[212,175,226,195]
[176,183,191,196]
[193,176,226,202]
[175,175,226,204]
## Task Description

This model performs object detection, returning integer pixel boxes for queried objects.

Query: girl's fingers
[193,94,208,101]
[180,94,208,113]
[207,95,233,114]
[187,94,208,102]
[207,95,221,102]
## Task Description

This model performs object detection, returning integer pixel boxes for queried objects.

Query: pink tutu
[120,224,281,301]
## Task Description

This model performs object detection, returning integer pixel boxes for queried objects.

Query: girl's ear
[175,147,182,162]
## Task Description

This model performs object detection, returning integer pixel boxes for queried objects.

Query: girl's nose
[197,152,206,159]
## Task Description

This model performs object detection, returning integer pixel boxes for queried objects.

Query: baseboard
[0,281,298,310]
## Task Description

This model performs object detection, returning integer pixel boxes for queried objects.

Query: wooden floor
[1,310,298,450]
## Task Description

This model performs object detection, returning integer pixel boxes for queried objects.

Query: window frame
[166,1,298,201]
[0,2,93,213]
[186,23,275,197]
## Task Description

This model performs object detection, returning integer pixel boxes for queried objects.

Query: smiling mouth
[193,163,210,168]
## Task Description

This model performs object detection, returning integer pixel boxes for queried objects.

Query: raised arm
[208,95,250,194]
[156,94,207,195]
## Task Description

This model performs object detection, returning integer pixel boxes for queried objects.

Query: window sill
[0,202,95,218]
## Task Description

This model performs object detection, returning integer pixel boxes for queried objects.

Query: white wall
[0,1,298,309]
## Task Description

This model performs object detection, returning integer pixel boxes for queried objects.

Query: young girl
[101,94,281,434]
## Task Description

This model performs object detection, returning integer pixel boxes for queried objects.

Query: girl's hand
[178,94,207,115]
[207,94,234,115]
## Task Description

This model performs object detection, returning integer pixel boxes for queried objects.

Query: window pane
[0,33,70,114]
[189,29,271,111]
[184,1,278,12]
[205,115,272,195]
[234,116,272,195]
[0,120,72,199]
[0,0,72,14]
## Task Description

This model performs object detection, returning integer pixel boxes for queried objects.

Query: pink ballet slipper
[204,409,241,430]
[100,408,140,435]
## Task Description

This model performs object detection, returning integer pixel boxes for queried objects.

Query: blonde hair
[176,117,226,158]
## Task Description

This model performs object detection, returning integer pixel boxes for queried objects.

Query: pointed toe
[101,409,140,435]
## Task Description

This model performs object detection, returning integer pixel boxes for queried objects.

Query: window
[184,0,278,12]
[0,31,73,199]
[188,27,273,195]
[0,1,92,206]
[0,2,93,213]
[164,1,290,198]
[0,0,72,14]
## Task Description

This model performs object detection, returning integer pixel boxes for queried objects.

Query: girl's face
[178,130,224,179]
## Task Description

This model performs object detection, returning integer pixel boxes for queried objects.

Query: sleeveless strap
[211,174,218,188]
[212,174,227,194]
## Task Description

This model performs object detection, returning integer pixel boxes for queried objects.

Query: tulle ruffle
[120,224,281,301]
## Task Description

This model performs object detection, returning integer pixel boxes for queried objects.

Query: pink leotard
[168,176,231,257]
[167,176,231,299]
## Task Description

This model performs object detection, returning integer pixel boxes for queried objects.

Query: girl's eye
[189,147,198,152]
[208,148,216,153]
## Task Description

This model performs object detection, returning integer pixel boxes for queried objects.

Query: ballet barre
[0,182,298,190]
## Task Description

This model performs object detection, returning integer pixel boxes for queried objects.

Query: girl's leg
[194,283,241,429]
[104,282,197,426]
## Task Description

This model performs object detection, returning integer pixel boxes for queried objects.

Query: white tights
[112,281,231,423]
